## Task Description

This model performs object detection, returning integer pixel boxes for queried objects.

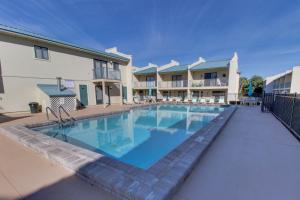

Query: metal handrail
[58,105,76,122]
[46,106,60,121]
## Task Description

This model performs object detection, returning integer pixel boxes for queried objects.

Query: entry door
[79,85,88,106]
[95,85,103,104]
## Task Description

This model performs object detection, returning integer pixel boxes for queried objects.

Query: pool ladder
[46,106,76,128]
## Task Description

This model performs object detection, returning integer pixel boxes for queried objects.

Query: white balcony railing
[133,81,156,88]
[190,78,228,87]
[93,68,121,80]
[158,80,188,88]
[273,82,291,89]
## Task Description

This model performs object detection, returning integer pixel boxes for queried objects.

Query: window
[34,45,49,60]
[204,72,217,79]
[94,59,108,79]
[113,62,119,71]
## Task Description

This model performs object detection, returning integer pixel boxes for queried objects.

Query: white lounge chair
[192,97,198,103]
[176,97,182,103]
[162,97,167,102]
[200,98,206,104]
[133,97,140,104]
[219,97,225,104]
[208,98,215,104]
[183,98,189,103]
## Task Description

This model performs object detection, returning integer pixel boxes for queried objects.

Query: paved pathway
[174,106,300,200]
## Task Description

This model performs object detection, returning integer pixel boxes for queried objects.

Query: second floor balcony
[190,78,228,87]
[133,81,156,88]
[93,68,121,80]
[273,81,291,90]
[158,80,188,88]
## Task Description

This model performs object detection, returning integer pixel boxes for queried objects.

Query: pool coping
[0,105,237,200]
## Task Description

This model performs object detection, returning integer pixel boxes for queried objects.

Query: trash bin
[28,102,39,113]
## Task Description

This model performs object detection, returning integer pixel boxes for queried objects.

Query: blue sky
[1,0,300,78]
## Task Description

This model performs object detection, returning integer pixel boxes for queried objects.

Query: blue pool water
[33,104,225,169]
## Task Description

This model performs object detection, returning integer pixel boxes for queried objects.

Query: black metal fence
[261,93,300,140]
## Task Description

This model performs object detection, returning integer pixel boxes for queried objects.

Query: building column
[102,81,106,108]
[119,82,123,105]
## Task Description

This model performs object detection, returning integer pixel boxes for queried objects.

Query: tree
[250,75,264,96]
[239,76,249,96]
[239,75,264,97]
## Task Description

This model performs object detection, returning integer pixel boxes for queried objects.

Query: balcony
[158,80,188,88]
[93,68,121,80]
[190,78,228,87]
[133,81,156,88]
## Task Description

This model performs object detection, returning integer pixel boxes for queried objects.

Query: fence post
[289,93,297,126]
[261,92,264,112]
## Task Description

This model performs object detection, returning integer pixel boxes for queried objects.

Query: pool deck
[0,105,300,199]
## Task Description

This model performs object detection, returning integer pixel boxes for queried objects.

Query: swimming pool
[33,104,225,169]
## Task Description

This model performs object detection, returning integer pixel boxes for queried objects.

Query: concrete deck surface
[0,105,299,200]
[0,133,115,200]
[174,106,300,200]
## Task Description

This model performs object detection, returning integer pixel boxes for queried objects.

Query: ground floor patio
[0,106,299,199]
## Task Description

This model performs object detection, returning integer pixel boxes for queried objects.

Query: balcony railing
[273,82,291,89]
[93,68,121,80]
[133,81,156,88]
[158,80,188,88]
[190,78,228,87]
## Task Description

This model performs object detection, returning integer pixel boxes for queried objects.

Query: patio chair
[218,97,225,104]
[200,98,206,104]
[208,97,215,104]
[176,97,182,103]
[192,97,198,103]
[133,97,140,104]
[183,98,189,104]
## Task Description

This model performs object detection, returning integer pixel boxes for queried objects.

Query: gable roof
[37,84,76,97]
[158,65,188,74]
[134,67,157,75]
[0,24,129,63]
[191,60,230,71]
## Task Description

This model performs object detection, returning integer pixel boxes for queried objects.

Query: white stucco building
[132,53,240,103]
[264,66,300,94]
[0,24,133,113]
[0,24,240,113]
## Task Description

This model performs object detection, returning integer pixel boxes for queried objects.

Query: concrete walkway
[0,130,115,200]
[174,106,300,200]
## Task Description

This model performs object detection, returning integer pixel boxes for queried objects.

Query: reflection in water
[34,105,224,169]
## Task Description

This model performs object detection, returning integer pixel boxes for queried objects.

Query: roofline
[0,24,130,64]
[190,66,229,71]
[158,70,188,74]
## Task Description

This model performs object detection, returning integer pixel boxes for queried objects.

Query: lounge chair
[133,97,140,104]
[162,97,167,102]
[208,98,215,104]
[192,97,198,103]
[176,97,182,103]
[200,98,206,104]
[218,97,225,104]
[183,98,189,103]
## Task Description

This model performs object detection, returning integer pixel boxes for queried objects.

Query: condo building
[133,53,240,103]
[264,66,300,94]
[0,24,133,113]
[0,24,240,113]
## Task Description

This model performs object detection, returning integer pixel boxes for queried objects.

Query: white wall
[0,33,127,112]
[291,66,300,93]
[227,52,239,101]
